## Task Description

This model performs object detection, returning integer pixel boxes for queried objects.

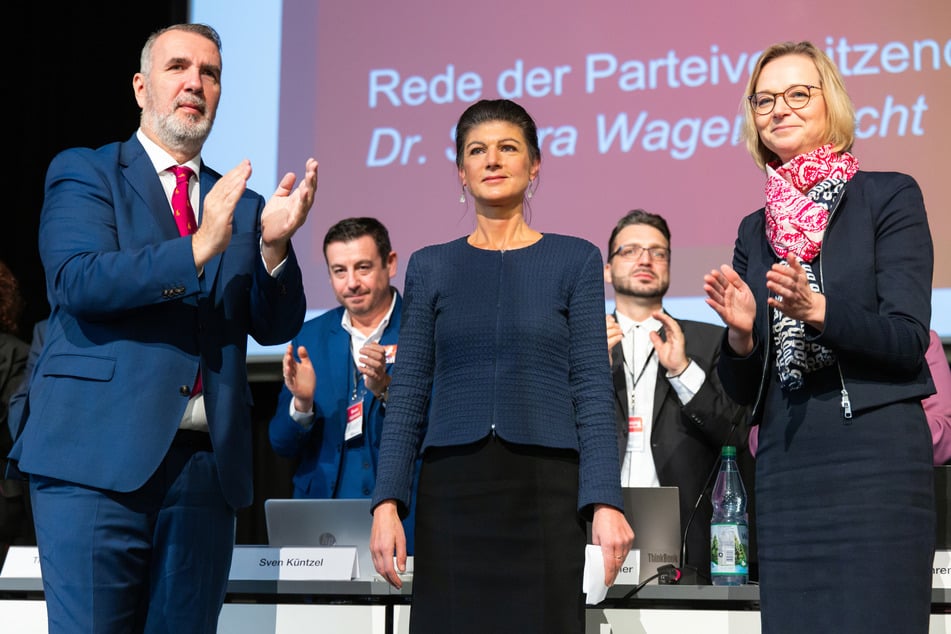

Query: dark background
[14,3,188,335]
[10,2,294,544]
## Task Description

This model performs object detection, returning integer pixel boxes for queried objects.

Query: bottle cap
[721,445,737,457]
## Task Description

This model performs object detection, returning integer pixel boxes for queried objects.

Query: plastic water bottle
[710,445,749,585]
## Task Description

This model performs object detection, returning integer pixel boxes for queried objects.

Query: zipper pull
[840,389,853,421]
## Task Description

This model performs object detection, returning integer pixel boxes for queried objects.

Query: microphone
[657,563,682,585]
[677,422,739,584]
[621,421,736,599]
[622,564,682,599]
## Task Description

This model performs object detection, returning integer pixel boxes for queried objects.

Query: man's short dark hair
[322,217,392,263]
[607,209,671,257]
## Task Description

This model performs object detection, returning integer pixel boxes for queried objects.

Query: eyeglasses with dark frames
[610,244,670,262]
[748,84,822,115]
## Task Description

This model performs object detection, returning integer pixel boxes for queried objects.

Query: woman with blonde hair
[704,41,935,633]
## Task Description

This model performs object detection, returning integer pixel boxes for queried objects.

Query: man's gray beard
[147,109,212,157]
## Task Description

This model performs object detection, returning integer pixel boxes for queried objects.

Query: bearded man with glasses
[603,208,750,584]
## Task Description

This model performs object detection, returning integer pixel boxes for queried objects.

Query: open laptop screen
[588,486,682,583]
[264,498,374,580]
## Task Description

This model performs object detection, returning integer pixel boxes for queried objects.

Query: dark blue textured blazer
[373,235,623,518]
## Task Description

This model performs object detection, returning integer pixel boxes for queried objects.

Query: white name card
[616,549,641,585]
[229,546,359,581]
[934,550,951,588]
[0,546,360,582]
[583,545,641,605]
[0,546,40,578]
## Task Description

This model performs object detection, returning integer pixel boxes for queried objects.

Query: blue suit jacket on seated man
[7,23,319,634]
[268,294,418,552]
[269,217,419,554]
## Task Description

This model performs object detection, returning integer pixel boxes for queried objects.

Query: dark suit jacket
[1,328,34,547]
[0,333,28,460]
[611,314,749,580]
[8,134,306,510]
[719,171,935,420]
[6,320,45,455]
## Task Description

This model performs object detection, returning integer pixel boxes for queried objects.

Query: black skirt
[410,433,586,634]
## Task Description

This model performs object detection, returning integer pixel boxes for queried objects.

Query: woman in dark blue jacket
[704,41,935,634]
[370,99,633,633]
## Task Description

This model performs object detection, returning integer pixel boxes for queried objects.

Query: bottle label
[710,522,749,577]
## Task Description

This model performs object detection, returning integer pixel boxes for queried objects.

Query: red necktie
[169,165,202,395]
[170,166,198,236]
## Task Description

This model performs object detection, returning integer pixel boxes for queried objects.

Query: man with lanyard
[604,209,749,583]
[269,217,417,552]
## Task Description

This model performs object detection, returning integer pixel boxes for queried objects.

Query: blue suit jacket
[9,134,306,510]
[269,293,418,551]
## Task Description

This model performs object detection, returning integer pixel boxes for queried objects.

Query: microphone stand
[676,422,738,585]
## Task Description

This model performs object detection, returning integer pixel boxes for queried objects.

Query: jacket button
[179,385,191,396]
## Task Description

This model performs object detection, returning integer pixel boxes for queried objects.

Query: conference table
[3,467,948,632]
[2,575,949,634]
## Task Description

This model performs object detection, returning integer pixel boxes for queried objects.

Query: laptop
[589,486,682,583]
[264,498,374,580]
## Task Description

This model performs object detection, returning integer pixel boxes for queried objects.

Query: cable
[621,564,681,599]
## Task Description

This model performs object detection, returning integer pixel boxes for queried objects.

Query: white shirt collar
[615,311,663,336]
[340,290,397,341]
[136,128,201,175]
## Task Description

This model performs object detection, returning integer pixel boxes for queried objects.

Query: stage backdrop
[191,0,951,357]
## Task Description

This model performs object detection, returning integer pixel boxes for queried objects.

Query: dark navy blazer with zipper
[718,170,935,419]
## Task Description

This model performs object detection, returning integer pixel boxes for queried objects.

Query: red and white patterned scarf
[764,144,859,262]
[765,145,858,390]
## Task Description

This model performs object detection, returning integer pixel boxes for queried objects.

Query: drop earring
[459,185,466,204]
[526,179,534,199]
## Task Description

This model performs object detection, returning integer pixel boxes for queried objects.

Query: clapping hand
[704,264,756,356]
[261,158,319,270]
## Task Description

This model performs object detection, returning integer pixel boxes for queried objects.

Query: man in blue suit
[8,23,319,633]
[269,217,418,554]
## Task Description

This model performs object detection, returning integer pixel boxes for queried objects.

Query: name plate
[583,545,641,604]
[229,546,359,581]
[616,549,641,585]
[6,544,951,587]
[0,546,360,581]
[934,550,951,588]
[0,546,40,578]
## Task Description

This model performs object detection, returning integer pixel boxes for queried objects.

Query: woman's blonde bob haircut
[742,41,855,171]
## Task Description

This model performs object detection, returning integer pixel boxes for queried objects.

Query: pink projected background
[274,0,950,314]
